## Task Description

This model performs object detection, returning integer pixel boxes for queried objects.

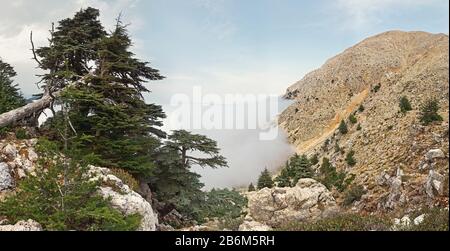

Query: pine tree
[257,168,274,189]
[399,96,412,114]
[419,99,443,125]
[290,154,313,182]
[167,130,228,169]
[274,162,293,187]
[345,150,357,166]
[36,7,106,93]
[339,120,348,134]
[248,183,256,192]
[319,157,351,192]
[275,154,314,188]
[148,144,206,222]
[0,59,25,114]
[149,131,227,222]
[37,9,166,176]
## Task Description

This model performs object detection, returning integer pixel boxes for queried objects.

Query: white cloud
[336,0,446,30]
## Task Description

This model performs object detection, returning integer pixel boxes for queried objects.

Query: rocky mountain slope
[279,31,449,213]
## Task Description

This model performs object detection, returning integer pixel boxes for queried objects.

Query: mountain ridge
[279,30,449,212]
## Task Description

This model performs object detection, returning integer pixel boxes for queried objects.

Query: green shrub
[218,216,245,231]
[399,96,412,114]
[338,120,348,134]
[322,139,330,150]
[15,128,29,140]
[372,83,381,93]
[349,114,357,124]
[419,99,443,125]
[356,124,362,131]
[358,104,365,112]
[409,208,449,231]
[343,185,365,206]
[310,154,319,165]
[319,158,351,192]
[334,143,341,153]
[0,139,141,231]
[345,150,357,166]
[110,168,140,192]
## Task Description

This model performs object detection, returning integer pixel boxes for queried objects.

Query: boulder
[0,162,14,191]
[392,216,411,230]
[426,149,446,162]
[425,170,447,198]
[384,176,404,210]
[238,221,273,231]
[2,144,17,159]
[245,178,339,228]
[88,166,159,231]
[377,168,408,210]
[414,214,425,225]
[0,219,42,231]
[27,148,39,162]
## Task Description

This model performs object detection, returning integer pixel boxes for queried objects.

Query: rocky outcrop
[426,170,447,198]
[244,179,339,228]
[88,166,159,231]
[0,219,42,231]
[377,168,408,210]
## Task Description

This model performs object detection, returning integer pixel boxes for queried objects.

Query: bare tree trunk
[0,75,89,128]
[0,93,55,128]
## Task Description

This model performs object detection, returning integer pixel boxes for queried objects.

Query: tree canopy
[0,59,25,114]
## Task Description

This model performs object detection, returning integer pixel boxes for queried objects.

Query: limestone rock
[2,144,17,159]
[425,170,447,198]
[0,220,42,231]
[0,162,14,191]
[246,178,338,228]
[238,221,273,231]
[414,214,426,225]
[88,166,158,231]
[392,215,412,230]
[426,149,446,162]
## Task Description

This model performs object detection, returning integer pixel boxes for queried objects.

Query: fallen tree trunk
[0,93,54,128]
[0,75,91,128]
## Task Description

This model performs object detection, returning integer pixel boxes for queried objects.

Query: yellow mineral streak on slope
[295,88,369,154]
